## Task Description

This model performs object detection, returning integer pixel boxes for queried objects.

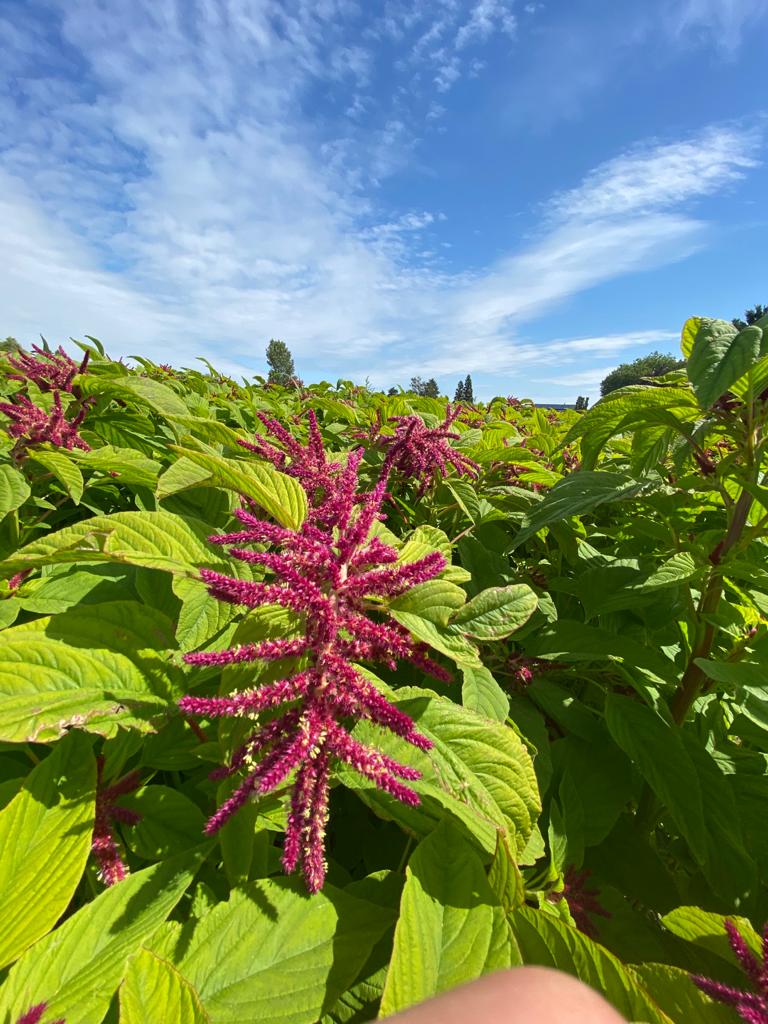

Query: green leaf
[388,579,466,625]
[0,464,30,517]
[121,949,210,1024]
[686,319,762,408]
[157,457,217,500]
[170,447,307,530]
[0,847,208,1024]
[630,963,737,1024]
[510,473,648,549]
[681,316,702,359]
[345,689,540,859]
[379,821,512,1018]
[525,621,674,685]
[28,449,84,503]
[0,733,96,969]
[0,510,219,576]
[662,906,762,963]
[389,609,482,666]
[450,584,538,639]
[122,786,206,861]
[173,576,240,651]
[461,664,509,722]
[0,623,168,742]
[100,375,191,419]
[73,445,161,488]
[509,905,671,1023]
[171,879,392,1024]
[561,388,698,469]
[605,694,707,860]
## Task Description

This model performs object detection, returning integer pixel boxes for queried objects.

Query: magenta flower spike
[691,920,768,1023]
[181,412,451,892]
[381,405,480,496]
[91,755,142,887]
[16,1004,64,1024]
[7,344,88,393]
[0,393,91,454]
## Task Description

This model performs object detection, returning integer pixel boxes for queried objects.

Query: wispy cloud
[549,126,760,221]
[670,0,768,52]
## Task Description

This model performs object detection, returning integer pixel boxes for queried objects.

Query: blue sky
[1,0,766,401]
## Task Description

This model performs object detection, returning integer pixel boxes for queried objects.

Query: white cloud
[670,0,768,51]
[549,125,760,222]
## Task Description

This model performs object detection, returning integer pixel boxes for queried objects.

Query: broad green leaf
[450,584,537,639]
[5,599,181,700]
[679,731,757,904]
[28,449,84,503]
[0,463,30,517]
[388,579,466,625]
[605,695,707,861]
[73,445,161,488]
[98,375,191,419]
[630,963,737,1024]
[687,319,762,408]
[379,821,512,1017]
[561,388,698,469]
[170,447,307,530]
[0,510,218,575]
[16,565,134,616]
[680,316,702,359]
[662,906,762,963]
[168,415,244,447]
[510,472,648,549]
[0,733,96,969]
[174,576,240,651]
[0,627,168,742]
[172,879,392,1024]
[461,664,509,721]
[121,949,210,1024]
[0,847,208,1024]
[525,621,674,685]
[157,457,216,500]
[510,905,671,1022]
[389,609,482,666]
[122,786,206,861]
[344,689,540,859]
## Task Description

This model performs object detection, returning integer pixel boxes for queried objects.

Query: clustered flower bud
[692,919,768,1023]
[91,755,142,886]
[7,345,88,393]
[181,412,451,892]
[546,866,611,939]
[381,405,480,496]
[0,393,91,455]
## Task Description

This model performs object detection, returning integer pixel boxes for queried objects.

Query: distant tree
[0,337,22,354]
[600,351,686,397]
[387,386,399,396]
[409,376,440,398]
[266,339,296,386]
[463,374,474,403]
[732,304,767,330]
[575,395,589,411]
[453,379,465,402]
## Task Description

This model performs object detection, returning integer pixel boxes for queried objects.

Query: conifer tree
[266,339,296,386]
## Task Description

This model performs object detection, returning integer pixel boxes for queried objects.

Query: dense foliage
[0,318,767,1023]
[600,352,687,396]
